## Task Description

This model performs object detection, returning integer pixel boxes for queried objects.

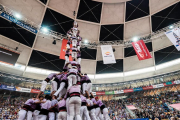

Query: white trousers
[80,106,91,120]
[69,96,81,120]
[27,111,33,120]
[103,108,110,120]
[41,80,47,92]
[38,115,47,120]
[90,109,97,120]
[49,112,55,120]
[18,109,27,120]
[58,111,67,120]
[67,44,70,49]
[87,83,92,94]
[77,58,81,64]
[54,82,66,96]
[82,83,87,94]
[33,110,40,120]
[72,51,77,59]
[66,98,70,120]
[95,108,103,120]
[65,56,69,64]
[68,75,77,90]
[72,39,77,47]
[51,81,57,92]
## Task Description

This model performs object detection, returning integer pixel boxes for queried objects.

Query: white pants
[103,108,110,120]
[27,111,33,120]
[58,112,67,120]
[38,115,47,120]
[87,83,92,94]
[80,106,91,120]
[18,109,27,120]
[90,109,97,120]
[68,75,77,90]
[41,80,47,92]
[33,110,40,120]
[66,98,70,120]
[51,81,57,92]
[49,112,55,120]
[77,58,81,64]
[67,44,70,49]
[95,108,103,120]
[58,88,67,100]
[82,83,87,94]
[54,82,66,96]
[72,39,77,47]
[69,96,81,120]
[72,51,77,59]
[65,56,69,64]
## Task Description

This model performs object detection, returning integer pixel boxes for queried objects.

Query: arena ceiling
[0,0,180,83]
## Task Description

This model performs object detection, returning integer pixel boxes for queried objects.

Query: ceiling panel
[77,0,102,23]
[80,47,97,60]
[81,59,96,74]
[126,0,149,22]
[155,45,180,65]
[1,0,45,25]
[34,33,62,56]
[150,0,179,14]
[125,16,151,40]
[0,17,36,47]
[78,21,100,42]
[124,52,154,71]
[101,3,124,24]
[96,59,123,74]
[48,0,79,18]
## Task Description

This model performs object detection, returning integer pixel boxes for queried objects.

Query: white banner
[174,80,180,84]
[114,90,124,94]
[101,45,116,64]
[92,92,96,96]
[16,87,31,93]
[165,28,180,51]
[153,84,164,88]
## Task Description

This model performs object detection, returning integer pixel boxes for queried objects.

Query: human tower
[17,21,110,120]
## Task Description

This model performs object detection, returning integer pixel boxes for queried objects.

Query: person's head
[84,73,87,76]
[46,95,52,101]
[73,21,78,28]
[52,95,57,100]
[32,96,36,100]
[95,96,99,101]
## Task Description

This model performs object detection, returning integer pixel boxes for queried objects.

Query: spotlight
[113,48,115,52]
[169,25,174,29]
[14,13,21,19]
[52,40,56,45]
[133,37,138,42]
[84,39,88,44]
[41,27,49,33]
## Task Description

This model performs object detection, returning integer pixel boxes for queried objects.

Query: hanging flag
[60,39,72,61]
[165,28,180,51]
[132,40,152,60]
[101,45,116,64]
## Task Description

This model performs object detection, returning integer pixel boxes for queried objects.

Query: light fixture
[84,39,88,44]
[14,13,21,19]
[15,47,18,50]
[133,37,138,42]
[52,40,56,45]
[41,27,49,33]
[169,25,174,29]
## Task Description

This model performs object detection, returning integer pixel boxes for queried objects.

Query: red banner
[60,39,72,61]
[142,86,153,90]
[31,89,40,93]
[123,89,133,93]
[96,91,105,95]
[132,40,152,60]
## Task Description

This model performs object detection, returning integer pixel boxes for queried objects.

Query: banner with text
[1,12,37,34]
[124,89,133,93]
[132,40,152,60]
[0,85,16,91]
[114,90,124,94]
[44,90,51,95]
[31,89,40,93]
[165,28,180,51]
[142,86,153,90]
[101,45,116,64]
[96,91,105,95]
[105,91,114,95]
[16,87,31,93]
[133,87,143,92]
[60,39,72,61]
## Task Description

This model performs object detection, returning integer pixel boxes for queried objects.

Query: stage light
[42,27,49,33]
[133,37,138,42]
[52,40,56,45]
[15,47,18,50]
[84,39,88,44]
[169,25,174,29]
[14,13,21,19]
